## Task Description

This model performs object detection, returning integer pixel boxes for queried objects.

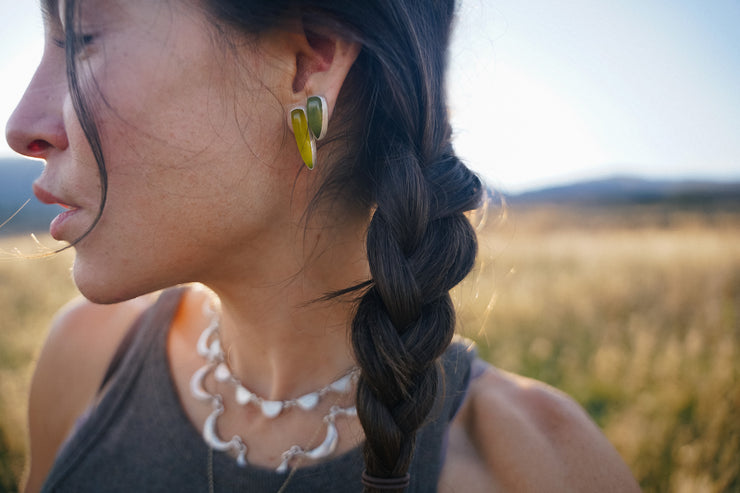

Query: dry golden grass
[0,235,77,492]
[455,205,740,493]
[1,206,739,492]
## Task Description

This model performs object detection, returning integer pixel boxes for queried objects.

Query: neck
[196,212,369,401]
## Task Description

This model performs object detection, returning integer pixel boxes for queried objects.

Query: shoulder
[23,293,156,493]
[34,293,157,409]
[440,362,640,493]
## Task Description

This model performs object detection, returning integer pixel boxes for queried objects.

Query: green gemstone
[307,96,326,140]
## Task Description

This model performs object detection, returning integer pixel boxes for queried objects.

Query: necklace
[189,306,359,472]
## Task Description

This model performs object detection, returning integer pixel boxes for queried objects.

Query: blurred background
[1,0,739,491]
[2,0,740,191]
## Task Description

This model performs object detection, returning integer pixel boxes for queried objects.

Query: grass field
[0,237,77,493]
[1,205,739,492]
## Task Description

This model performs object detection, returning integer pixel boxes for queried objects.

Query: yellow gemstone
[291,108,315,169]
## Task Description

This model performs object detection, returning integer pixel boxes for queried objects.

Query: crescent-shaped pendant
[190,362,216,401]
[304,420,338,460]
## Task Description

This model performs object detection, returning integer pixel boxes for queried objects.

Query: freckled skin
[9,1,303,303]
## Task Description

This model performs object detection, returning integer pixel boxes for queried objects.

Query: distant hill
[2,155,739,235]
[0,157,57,234]
[506,176,740,211]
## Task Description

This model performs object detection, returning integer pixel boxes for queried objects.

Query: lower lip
[50,208,81,240]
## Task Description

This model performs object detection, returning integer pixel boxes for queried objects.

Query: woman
[6,0,640,491]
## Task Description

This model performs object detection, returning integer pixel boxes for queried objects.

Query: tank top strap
[441,337,478,421]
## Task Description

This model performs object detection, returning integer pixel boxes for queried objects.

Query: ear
[287,21,361,124]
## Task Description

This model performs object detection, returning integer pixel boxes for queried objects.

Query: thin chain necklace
[189,304,359,472]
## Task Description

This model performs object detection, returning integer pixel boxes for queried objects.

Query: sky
[1,0,739,193]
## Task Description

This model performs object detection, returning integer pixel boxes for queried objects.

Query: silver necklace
[189,306,359,472]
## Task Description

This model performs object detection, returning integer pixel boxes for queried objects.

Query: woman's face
[6,0,304,302]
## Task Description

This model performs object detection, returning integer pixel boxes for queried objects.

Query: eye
[52,33,96,53]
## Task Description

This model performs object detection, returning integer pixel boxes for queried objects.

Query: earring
[290,96,328,170]
[306,95,328,141]
[290,106,316,170]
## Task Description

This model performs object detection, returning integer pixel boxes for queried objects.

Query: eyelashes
[52,33,96,55]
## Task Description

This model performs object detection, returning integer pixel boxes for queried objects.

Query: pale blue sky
[2,0,739,192]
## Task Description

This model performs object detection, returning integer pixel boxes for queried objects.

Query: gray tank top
[41,288,477,492]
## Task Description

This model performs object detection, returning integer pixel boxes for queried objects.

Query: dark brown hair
[62,1,483,491]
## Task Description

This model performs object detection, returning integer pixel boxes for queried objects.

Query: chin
[74,280,142,305]
[71,258,165,305]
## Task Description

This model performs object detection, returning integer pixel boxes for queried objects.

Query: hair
[63,0,482,491]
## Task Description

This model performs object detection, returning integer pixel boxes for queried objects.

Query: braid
[352,141,480,490]
[333,1,482,489]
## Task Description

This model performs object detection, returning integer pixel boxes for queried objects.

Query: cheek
[94,58,285,176]
[95,83,290,222]
[69,29,297,249]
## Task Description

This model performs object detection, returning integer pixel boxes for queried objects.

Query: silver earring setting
[290,95,328,170]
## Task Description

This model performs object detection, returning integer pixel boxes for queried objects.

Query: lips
[32,183,82,240]
[32,183,77,209]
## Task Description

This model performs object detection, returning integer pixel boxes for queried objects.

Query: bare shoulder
[440,362,640,493]
[23,293,155,493]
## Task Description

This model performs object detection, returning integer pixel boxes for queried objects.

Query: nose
[5,52,69,159]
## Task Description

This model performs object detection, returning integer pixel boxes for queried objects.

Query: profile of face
[6,1,315,303]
